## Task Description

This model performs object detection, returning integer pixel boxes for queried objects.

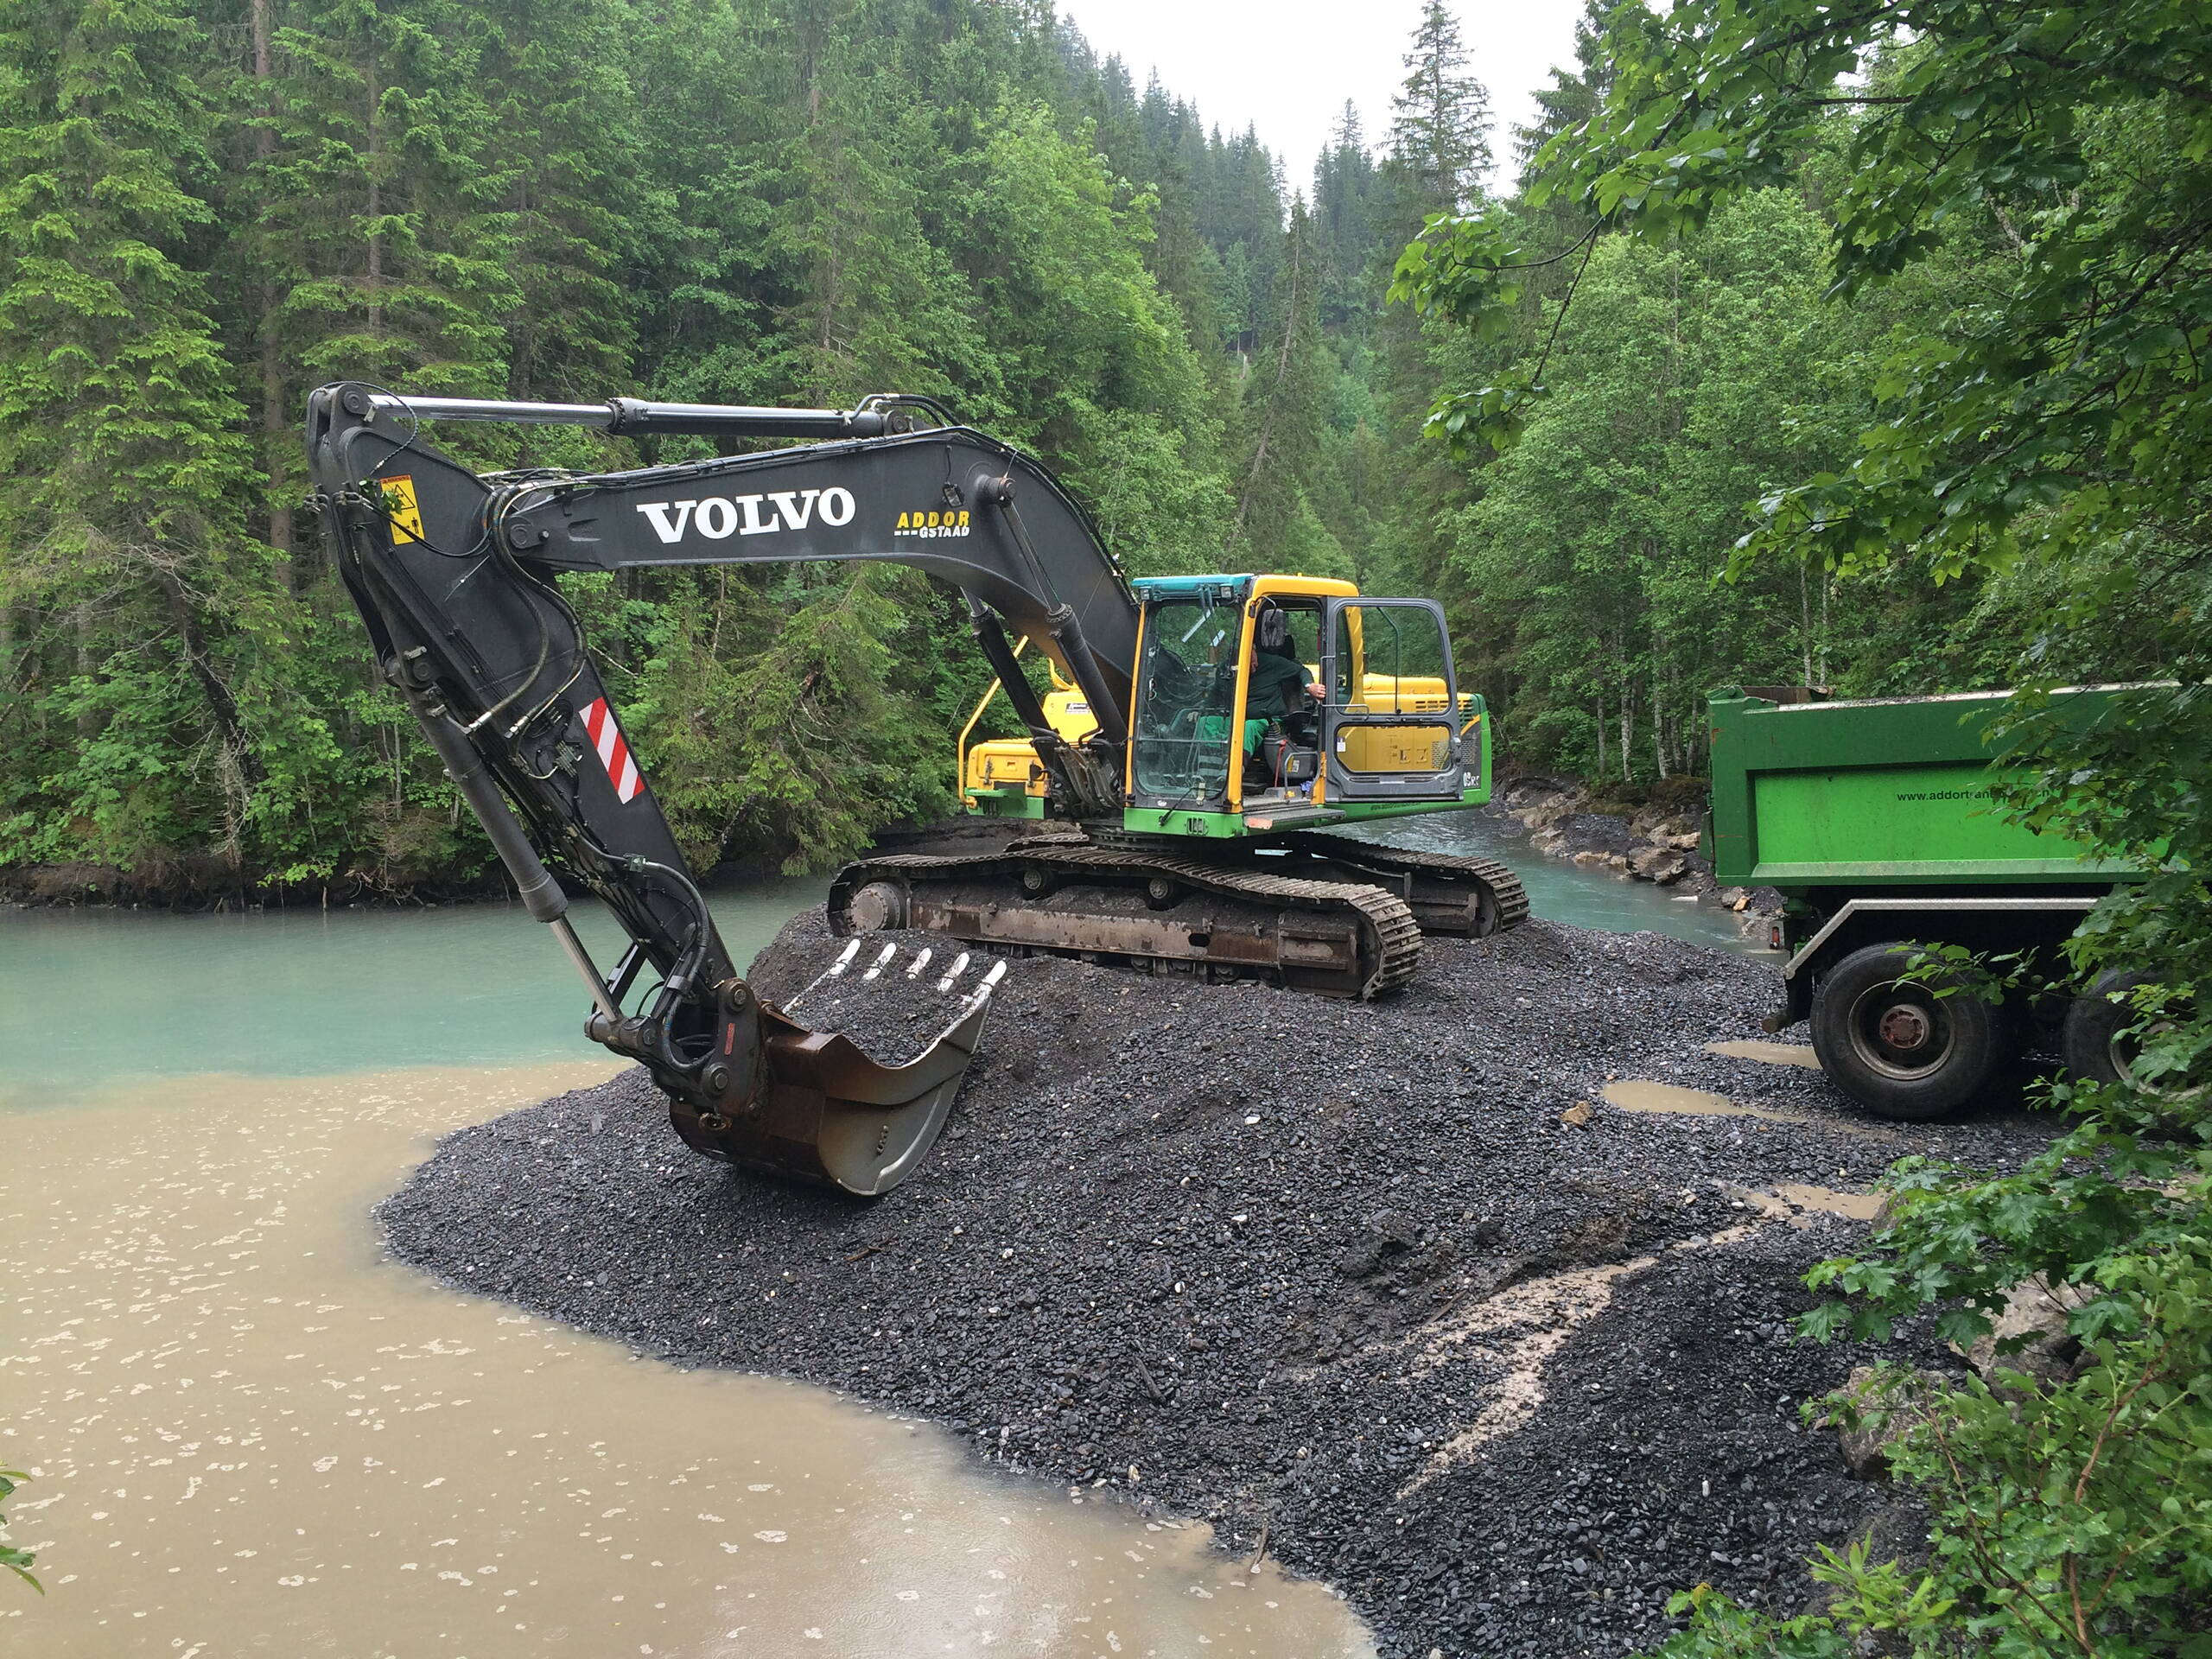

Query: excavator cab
[1124,575,1468,825]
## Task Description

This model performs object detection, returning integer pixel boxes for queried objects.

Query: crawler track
[828,842,1423,999]
[1273,831,1531,938]
[996,829,1529,938]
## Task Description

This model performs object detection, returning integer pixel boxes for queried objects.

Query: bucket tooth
[968,960,1008,1004]
[859,943,898,982]
[904,948,934,980]
[935,951,972,993]
[781,938,864,1012]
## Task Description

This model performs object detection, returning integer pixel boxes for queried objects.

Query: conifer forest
[0,0,2197,900]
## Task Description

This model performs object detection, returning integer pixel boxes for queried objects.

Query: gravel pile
[382,914,2051,1658]
[772,938,997,1065]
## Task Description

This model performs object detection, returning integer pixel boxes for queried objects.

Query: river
[0,810,1758,1656]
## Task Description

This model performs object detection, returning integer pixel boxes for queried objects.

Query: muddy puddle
[1770,1184,1885,1222]
[1,1065,1373,1657]
[1599,1077,1810,1122]
[1702,1039,1821,1070]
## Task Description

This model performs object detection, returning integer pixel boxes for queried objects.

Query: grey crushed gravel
[381,912,2053,1658]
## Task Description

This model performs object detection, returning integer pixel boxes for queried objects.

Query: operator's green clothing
[1245,646,1311,714]
[1242,646,1313,753]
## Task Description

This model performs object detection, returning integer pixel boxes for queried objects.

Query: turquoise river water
[0,810,1753,1109]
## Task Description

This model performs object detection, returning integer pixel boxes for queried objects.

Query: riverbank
[381,912,2055,1659]
[0,821,1008,911]
[1,774,1757,918]
[1481,772,1784,935]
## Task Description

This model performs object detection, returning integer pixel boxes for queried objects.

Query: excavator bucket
[666,943,1008,1197]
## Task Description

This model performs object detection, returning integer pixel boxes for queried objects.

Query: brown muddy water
[1,1064,1373,1657]
[1599,1078,1809,1122]
[1701,1040,1822,1070]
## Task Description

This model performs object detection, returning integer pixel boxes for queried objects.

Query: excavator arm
[304,381,1136,1192]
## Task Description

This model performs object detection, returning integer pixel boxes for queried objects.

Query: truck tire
[2063,971,2152,1087]
[1809,944,2010,1121]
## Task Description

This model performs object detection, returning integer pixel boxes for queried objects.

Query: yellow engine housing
[961,682,1097,818]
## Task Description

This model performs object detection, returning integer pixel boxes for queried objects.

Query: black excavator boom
[305,382,1120,1192]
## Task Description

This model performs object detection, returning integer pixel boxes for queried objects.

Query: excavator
[305,383,1527,1194]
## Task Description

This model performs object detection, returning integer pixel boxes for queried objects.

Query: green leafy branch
[0,1467,39,1593]
[1389,0,2212,595]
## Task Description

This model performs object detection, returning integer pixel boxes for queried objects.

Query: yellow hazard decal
[379,474,425,544]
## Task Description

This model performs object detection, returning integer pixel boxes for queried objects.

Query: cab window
[1132,596,1238,802]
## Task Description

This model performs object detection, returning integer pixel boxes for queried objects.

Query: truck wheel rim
[2112,1016,2180,1093]
[1849,983,1954,1080]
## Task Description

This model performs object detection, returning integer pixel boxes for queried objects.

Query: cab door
[1318,598,1466,803]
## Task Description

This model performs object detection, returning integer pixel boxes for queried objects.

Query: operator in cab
[1247,602,1325,715]
[1243,602,1325,792]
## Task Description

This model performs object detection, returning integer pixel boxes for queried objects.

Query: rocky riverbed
[1484,774,1784,927]
[382,915,2053,1658]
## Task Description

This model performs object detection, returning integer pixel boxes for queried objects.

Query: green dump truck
[1707,685,2145,1120]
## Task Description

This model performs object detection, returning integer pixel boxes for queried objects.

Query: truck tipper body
[1707,685,2145,1118]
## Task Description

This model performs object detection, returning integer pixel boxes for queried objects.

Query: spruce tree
[1389,0,1491,213]
[1313,101,1379,325]
[266,0,511,373]
[0,0,263,865]
[1513,0,1630,183]
[1228,202,1338,573]
[474,0,639,403]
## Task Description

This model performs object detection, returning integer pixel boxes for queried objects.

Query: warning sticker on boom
[378,474,425,544]
[582,696,642,804]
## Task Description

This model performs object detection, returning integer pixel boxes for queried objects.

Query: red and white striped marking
[582,697,642,803]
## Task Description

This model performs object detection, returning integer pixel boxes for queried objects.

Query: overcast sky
[1054,0,1590,195]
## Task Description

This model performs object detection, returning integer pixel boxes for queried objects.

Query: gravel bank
[382,915,2052,1658]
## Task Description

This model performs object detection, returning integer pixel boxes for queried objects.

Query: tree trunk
[1228,229,1304,555]
[74,607,97,741]
[153,568,266,796]
[1618,677,1633,784]
[365,62,383,337]
[0,602,16,741]
[249,0,274,154]
[1799,562,1814,687]
[1818,567,1832,687]
[250,0,292,583]
[262,328,291,580]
